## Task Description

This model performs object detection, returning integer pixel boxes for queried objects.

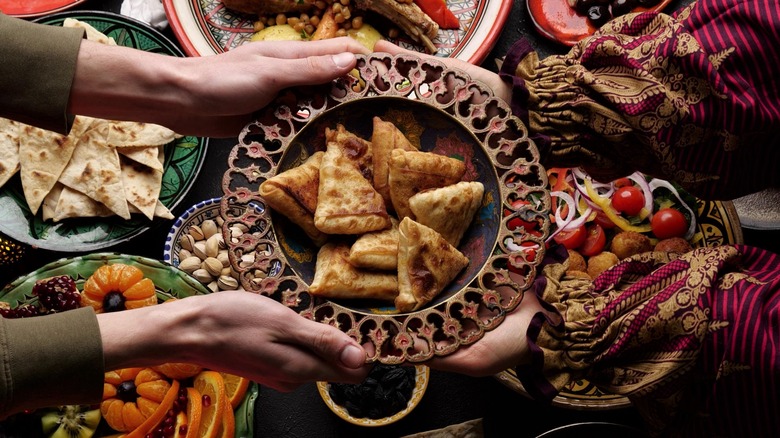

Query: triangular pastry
[349,217,400,271]
[325,124,373,177]
[388,149,466,220]
[314,143,390,235]
[259,152,328,246]
[395,217,469,312]
[371,117,417,211]
[309,242,398,301]
[409,181,485,247]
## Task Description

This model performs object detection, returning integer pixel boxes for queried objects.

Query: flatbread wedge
[388,149,466,220]
[119,154,163,220]
[107,120,179,148]
[371,117,417,211]
[349,217,400,271]
[309,242,398,301]
[409,181,485,247]
[314,144,390,235]
[19,116,92,215]
[395,217,469,312]
[58,120,131,219]
[0,118,20,188]
[259,151,328,246]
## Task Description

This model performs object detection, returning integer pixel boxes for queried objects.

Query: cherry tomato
[580,223,607,257]
[553,224,587,249]
[651,208,688,239]
[611,186,645,216]
[593,211,616,229]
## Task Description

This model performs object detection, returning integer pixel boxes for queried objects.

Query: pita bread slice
[349,217,400,271]
[314,144,390,235]
[107,120,179,148]
[19,116,91,215]
[64,18,116,45]
[395,217,469,313]
[371,117,418,211]
[51,185,114,222]
[58,121,131,219]
[259,151,328,246]
[309,242,398,301]
[117,145,164,172]
[388,149,466,221]
[119,154,163,220]
[0,118,20,188]
[408,181,485,247]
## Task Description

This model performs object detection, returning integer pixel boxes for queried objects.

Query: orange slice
[125,378,181,438]
[192,371,227,438]
[152,362,204,380]
[173,410,189,438]
[216,399,235,438]
[184,387,203,438]
[219,373,250,409]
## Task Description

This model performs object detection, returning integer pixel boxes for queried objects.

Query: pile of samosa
[260,117,484,313]
[0,19,178,222]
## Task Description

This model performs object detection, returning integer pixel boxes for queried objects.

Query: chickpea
[310,16,320,26]
[253,21,266,31]
[275,13,287,25]
[351,16,363,29]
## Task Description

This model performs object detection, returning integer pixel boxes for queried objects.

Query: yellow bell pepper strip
[584,178,652,233]
[414,0,460,29]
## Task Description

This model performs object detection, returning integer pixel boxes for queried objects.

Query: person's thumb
[283,52,357,87]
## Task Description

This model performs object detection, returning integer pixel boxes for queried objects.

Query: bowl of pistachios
[163,197,255,292]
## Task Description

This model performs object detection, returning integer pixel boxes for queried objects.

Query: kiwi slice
[40,405,101,438]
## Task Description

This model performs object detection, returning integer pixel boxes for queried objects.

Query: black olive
[587,5,612,27]
[574,0,599,16]
[611,0,636,16]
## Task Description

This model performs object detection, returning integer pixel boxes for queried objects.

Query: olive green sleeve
[0,13,85,134]
[0,307,104,416]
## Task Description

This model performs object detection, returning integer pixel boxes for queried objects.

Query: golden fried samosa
[309,242,398,301]
[259,152,328,246]
[314,144,390,234]
[395,218,469,312]
[325,124,373,178]
[371,117,417,211]
[388,149,466,220]
[409,181,484,247]
[349,217,400,271]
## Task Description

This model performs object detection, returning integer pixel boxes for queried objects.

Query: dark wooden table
[2,0,779,436]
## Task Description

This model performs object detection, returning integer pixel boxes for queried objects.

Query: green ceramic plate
[0,253,257,438]
[0,11,207,252]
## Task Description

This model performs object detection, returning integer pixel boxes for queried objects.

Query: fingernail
[332,52,356,69]
[340,344,365,368]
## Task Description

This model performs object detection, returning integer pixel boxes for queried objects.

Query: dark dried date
[328,364,415,419]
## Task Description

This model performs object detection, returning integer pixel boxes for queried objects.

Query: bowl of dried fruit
[317,364,429,426]
[163,197,265,292]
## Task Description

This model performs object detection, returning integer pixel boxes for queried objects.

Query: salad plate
[219,52,549,363]
[0,253,258,437]
[163,0,512,63]
[494,170,743,410]
[0,11,208,252]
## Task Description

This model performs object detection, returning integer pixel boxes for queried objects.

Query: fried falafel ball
[587,251,620,279]
[566,249,587,273]
[610,231,653,260]
[654,237,694,254]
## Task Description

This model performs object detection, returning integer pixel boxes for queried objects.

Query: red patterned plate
[0,0,86,17]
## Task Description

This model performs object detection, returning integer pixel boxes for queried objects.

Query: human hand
[422,291,544,377]
[372,40,512,104]
[70,37,370,137]
[98,291,371,392]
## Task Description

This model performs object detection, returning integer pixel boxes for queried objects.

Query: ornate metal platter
[220,53,550,363]
[495,198,743,410]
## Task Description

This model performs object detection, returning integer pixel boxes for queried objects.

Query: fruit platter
[0,253,258,437]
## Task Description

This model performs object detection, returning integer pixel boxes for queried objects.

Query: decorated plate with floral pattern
[163,0,512,63]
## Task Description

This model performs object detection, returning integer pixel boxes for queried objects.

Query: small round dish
[163,197,263,292]
[0,0,86,18]
[317,365,429,427]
